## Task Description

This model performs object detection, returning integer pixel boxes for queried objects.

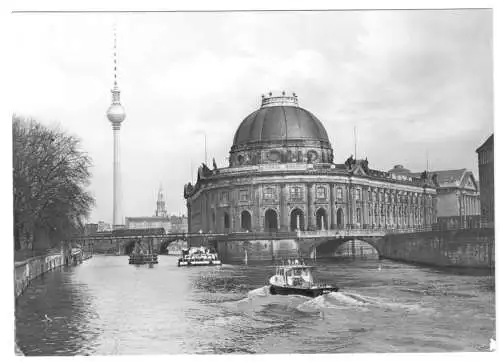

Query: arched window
[264,209,278,232]
[336,208,344,228]
[241,210,251,231]
[224,212,230,230]
[290,208,305,231]
[356,208,362,224]
[316,208,328,230]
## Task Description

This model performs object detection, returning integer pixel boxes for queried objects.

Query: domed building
[184,92,438,236]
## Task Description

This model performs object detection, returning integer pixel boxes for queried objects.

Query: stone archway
[241,210,252,231]
[316,207,328,230]
[336,208,344,229]
[264,209,278,232]
[290,208,305,231]
[307,237,382,260]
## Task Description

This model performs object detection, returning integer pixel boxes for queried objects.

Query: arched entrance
[290,208,305,231]
[264,209,278,232]
[316,208,328,230]
[241,210,252,231]
[336,208,344,229]
[224,212,230,231]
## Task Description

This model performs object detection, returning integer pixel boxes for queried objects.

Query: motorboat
[177,246,222,267]
[269,259,338,298]
[129,241,158,264]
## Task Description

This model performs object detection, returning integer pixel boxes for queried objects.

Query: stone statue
[361,157,369,173]
[345,155,355,170]
[327,150,334,164]
[431,173,438,186]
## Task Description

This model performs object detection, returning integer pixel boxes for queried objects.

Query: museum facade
[184,93,438,234]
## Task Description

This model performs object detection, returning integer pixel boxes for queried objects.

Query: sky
[10,9,494,224]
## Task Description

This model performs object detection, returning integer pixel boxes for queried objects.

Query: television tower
[106,26,126,228]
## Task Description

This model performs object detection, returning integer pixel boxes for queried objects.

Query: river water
[15,255,495,355]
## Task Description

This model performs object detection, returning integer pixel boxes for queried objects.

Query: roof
[424,169,477,190]
[90,228,166,237]
[232,105,330,147]
[388,164,411,174]
[476,134,493,153]
[126,216,169,222]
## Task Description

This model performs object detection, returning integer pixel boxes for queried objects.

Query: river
[15,255,495,355]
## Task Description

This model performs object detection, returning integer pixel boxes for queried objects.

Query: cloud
[10,10,493,223]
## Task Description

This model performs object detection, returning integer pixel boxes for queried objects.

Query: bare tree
[13,115,95,251]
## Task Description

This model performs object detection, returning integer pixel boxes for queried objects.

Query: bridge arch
[314,237,381,258]
[290,207,305,231]
[264,208,278,232]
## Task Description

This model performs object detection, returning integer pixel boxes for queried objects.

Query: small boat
[269,259,338,298]
[128,241,158,264]
[129,253,158,264]
[178,246,221,267]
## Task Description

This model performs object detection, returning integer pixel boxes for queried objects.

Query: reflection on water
[15,255,495,355]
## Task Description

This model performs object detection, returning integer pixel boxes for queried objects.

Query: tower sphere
[107,104,126,124]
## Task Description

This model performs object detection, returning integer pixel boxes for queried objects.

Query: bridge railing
[297,229,387,238]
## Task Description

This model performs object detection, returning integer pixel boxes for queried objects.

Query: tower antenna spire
[107,23,126,230]
[113,24,118,87]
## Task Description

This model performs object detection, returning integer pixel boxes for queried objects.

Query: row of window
[216,186,430,204]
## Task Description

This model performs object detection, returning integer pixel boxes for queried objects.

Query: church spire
[156,183,167,217]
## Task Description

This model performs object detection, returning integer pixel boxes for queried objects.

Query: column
[280,183,287,230]
[330,184,336,228]
[255,185,263,232]
[307,184,314,230]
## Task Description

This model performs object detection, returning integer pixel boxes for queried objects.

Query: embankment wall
[378,228,495,268]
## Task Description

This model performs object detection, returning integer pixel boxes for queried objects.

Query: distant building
[389,165,480,229]
[169,215,189,234]
[125,185,187,233]
[97,221,112,232]
[125,216,171,231]
[84,223,98,235]
[429,169,480,229]
[476,134,494,228]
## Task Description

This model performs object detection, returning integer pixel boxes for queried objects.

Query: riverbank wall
[377,228,495,269]
[14,247,91,298]
[14,253,65,298]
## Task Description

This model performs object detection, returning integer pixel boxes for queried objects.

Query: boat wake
[297,290,431,314]
[220,286,431,323]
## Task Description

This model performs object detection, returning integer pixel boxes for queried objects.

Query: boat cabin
[275,263,315,288]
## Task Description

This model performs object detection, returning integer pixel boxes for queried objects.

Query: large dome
[232,93,330,148]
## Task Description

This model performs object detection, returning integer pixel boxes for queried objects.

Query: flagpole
[354,126,357,160]
[204,133,207,165]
